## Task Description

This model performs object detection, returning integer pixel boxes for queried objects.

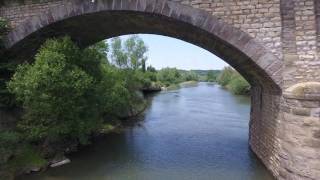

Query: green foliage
[100,124,116,134]
[217,67,235,86]
[3,35,151,176]
[110,37,127,68]
[8,37,105,144]
[157,68,182,86]
[0,131,21,165]
[141,71,157,88]
[6,145,47,171]
[99,67,145,118]
[182,71,199,81]
[125,35,148,70]
[146,65,156,72]
[89,40,109,60]
[7,35,149,145]
[206,70,219,82]
[110,35,148,70]
[217,67,250,95]
[4,34,234,177]
[227,75,250,95]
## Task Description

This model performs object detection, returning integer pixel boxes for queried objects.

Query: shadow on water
[17,82,274,180]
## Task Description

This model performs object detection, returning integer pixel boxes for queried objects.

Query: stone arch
[2,0,282,93]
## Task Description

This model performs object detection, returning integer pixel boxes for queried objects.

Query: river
[17,82,274,180]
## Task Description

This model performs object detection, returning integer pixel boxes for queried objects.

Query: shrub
[0,131,21,165]
[227,75,250,95]
[217,67,235,86]
[8,37,104,144]
[217,67,250,95]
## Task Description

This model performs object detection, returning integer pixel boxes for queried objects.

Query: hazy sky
[116,34,228,70]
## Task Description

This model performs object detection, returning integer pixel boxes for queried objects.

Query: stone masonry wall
[293,0,319,84]
[280,82,320,180]
[250,86,282,177]
[281,0,320,87]
[0,0,67,28]
[0,0,283,58]
[316,0,320,55]
[173,0,283,59]
[280,98,320,179]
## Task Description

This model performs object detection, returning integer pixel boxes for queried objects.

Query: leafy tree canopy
[8,37,107,144]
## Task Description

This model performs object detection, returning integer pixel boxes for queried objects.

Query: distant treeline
[155,68,250,95]
[142,68,219,89]
[177,69,220,82]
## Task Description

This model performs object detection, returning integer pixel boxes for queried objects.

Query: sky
[114,34,228,70]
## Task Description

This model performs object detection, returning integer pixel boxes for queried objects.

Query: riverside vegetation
[0,20,250,178]
[216,67,250,95]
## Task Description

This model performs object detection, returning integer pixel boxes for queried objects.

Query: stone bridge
[0,0,319,179]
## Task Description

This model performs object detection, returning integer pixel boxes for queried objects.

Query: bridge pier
[249,83,320,180]
[279,82,320,180]
[249,86,282,178]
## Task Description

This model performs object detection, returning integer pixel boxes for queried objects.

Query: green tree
[8,37,106,144]
[216,66,250,95]
[88,40,109,63]
[110,35,148,70]
[110,37,128,68]
[183,71,199,81]
[0,131,20,165]
[157,68,182,86]
[147,65,156,72]
[125,35,148,70]
[227,75,250,95]
[217,67,235,86]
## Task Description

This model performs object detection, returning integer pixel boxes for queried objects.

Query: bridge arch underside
[4,4,283,94]
[2,1,284,179]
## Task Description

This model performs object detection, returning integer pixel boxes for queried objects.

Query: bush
[157,68,182,86]
[217,67,235,86]
[6,145,47,173]
[2,36,154,177]
[8,37,105,144]
[206,70,219,82]
[227,75,250,95]
[0,131,21,165]
[183,71,199,82]
[217,67,250,95]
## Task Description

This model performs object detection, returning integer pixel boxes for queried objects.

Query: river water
[18,82,274,180]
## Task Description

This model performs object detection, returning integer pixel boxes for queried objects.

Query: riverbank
[16,83,273,180]
[5,80,248,179]
[0,94,150,180]
[2,80,202,179]
[5,82,201,179]
[163,81,199,91]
